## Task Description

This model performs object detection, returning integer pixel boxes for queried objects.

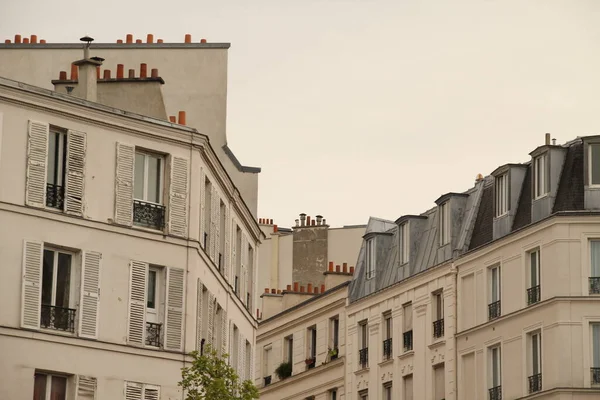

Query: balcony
[46,183,65,210]
[359,347,368,369]
[592,368,600,384]
[133,200,165,229]
[383,338,392,360]
[488,300,501,320]
[305,357,316,370]
[590,277,600,295]
[527,285,540,305]
[488,385,502,400]
[40,304,75,333]
[263,376,272,386]
[528,373,542,393]
[433,318,444,339]
[403,330,413,352]
[145,322,162,347]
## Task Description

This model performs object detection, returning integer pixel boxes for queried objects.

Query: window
[145,266,164,347]
[495,173,509,217]
[263,345,272,386]
[307,326,317,369]
[365,238,376,279]
[400,222,409,264]
[533,153,549,199]
[590,143,600,186]
[133,151,165,229]
[590,241,600,294]
[235,226,242,294]
[403,374,413,400]
[527,249,541,305]
[285,335,294,363]
[383,383,392,400]
[434,364,445,400]
[34,373,67,400]
[439,202,450,245]
[330,389,337,400]
[203,177,212,248]
[46,129,67,209]
[359,321,368,369]
[247,244,254,310]
[218,200,226,270]
[41,248,76,332]
[383,312,392,360]
[125,381,160,400]
[246,341,252,380]
[433,291,444,339]
[528,331,542,393]
[488,346,502,400]
[403,303,413,352]
[488,265,501,320]
[358,389,368,400]
[592,323,600,384]
[331,317,340,358]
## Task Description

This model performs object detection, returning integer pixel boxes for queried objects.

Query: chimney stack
[72,35,102,102]
[316,215,323,225]
[299,213,306,227]
[545,133,551,145]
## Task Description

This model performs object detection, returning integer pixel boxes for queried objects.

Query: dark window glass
[42,250,54,305]
[55,253,71,308]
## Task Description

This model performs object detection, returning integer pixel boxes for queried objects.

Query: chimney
[552,138,557,145]
[72,35,103,102]
[545,133,551,145]
[299,213,306,227]
[316,215,323,225]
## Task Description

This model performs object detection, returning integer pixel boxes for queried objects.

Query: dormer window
[589,143,600,186]
[495,173,509,217]
[400,222,409,264]
[439,202,450,245]
[533,153,549,199]
[365,238,376,279]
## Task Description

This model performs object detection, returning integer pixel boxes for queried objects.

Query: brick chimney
[292,213,329,286]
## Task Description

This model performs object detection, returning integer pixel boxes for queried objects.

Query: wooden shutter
[143,385,160,400]
[221,309,228,355]
[231,220,237,284]
[79,251,101,339]
[199,170,206,246]
[65,130,86,216]
[196,279,204,351]
[238,333,245,378]
[241,236,248,305]
[209,188,217,260]
[76,375,97,400]
[168,156,189,238]
[214,193,221,267]
[115,142,134,226]
[165,267,184,351]
[224,204,231,281]
[229,321,235,364]
[21,240,43,329]
[127,261,148,346]
[125,382,143,400]
[25,120,49,208]
[249,344,254,383]
[207,293,215,348]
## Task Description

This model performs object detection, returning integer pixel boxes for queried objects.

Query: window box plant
[274,361,292,380]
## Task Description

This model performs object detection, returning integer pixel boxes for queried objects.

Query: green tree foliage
[179,345,259,400]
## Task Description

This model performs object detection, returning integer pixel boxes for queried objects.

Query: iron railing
[590,277,600,295]
[403,330,413,352]
[263,376,272,386]
[203,232,208,249]
[383,338,392,360]
[488,300,501,320]
[234,276,239,295]
[433,318,444,339]
[218,253,223,272]
[592,368,600,384]
[359,347,368,369]
[46,183,64,209]
[527,285,540,305]
[488,385,502,400]
[133,200,165,229]
[40,304,75,333]
[528,373,542,393]
[145,322,162,347]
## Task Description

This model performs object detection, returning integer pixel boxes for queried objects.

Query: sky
[2,0,600,228]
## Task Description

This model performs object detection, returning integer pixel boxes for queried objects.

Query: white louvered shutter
[127,261,148,346]
[229,321,234,364]
[79,251,101,339]
[224,204,231,281]
[214,194,221,269]
[199,170,206,247]
[65,130,86,216]
[231,220,237,284]
[165,267,184,351]
[249,344,254,382]
[168,157,189,237]
[25,120,49,208]
[143,385,160,400]
[209,189,217,260]
[221,309,227,355]
[241,236,248,305]
[207,293,215,348]
[196,279,204,351]
[76,375,97,400]
[238,334,245,378]
[115,142,134,226]
[125,382,143,400]
[21,240,43,329]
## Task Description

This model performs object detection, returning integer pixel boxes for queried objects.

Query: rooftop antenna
[80,35,94,59]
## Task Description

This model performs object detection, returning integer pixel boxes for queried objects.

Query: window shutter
[241,236,248,306]
[76,375,97,400]
[207,293,215,348]
[196,279,204,351]
[168,156,189,238]
[25,120,49,208]
[214,194,221,268]
[229,321,234,364]
[127,260,148,346]
[143,385,160,400]
[210,188,218,260]
[224,204,230,281]
[21,240,43,329]
[165,267,184,351]
[115,142,134,226]
[199,171,206,245]
[231,220,237,283]
[221,309,228,356]
[125,382,143,400]
[238,333,245,378]
[249,344,254,382]
[79,251,101,339]
[65,130,86,216]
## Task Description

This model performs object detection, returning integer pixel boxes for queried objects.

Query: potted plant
[328,347,339,360]
[274,361,292,380]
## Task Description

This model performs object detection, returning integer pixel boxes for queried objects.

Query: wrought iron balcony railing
[488,300,501,320]
[133,200,165,229]
[46,183,64,209]
[528,373,542,393]
[590,277,600,295]
[488,385,502,400]
[383,338,392,360]
[592,368,600,384]
[40,304,75,333]
[527,285,540,305]
[359,347,368,369]
[403,330,413,352]
[145,322,162,347]
[433,318,444,339]
[263,376,272,386]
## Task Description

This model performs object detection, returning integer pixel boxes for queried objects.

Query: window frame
[285,335,294,363]
[400,222,410,264]
[134,150,164,205]
[439,202,450,245]
[589,143,600,187]
[365,238,376,279]
[533,153,549,199]
[529,331,542,376]
[359,321,368,350]
[42,247,77,310]
[494,173,509,217]
[47,128,67,188]
[433,291,444,321]
[331,316,340,350]
[383,382,392,400]
[489,265,501,303]
[34,372,68,400]
[489,345,502,389]
[145,265,164,325]
[383,312,392,340]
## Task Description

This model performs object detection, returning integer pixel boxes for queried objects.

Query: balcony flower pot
[274,361,292,380]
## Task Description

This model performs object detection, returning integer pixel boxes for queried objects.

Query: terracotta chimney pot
[40,39,46,44]
[293,282,299,292]
[314,286,319,294]
[336,265,340,273]
[328,261,334,272]
[23,38,29,44]
[277,289,282,294]
[178,111,186,125]
[271,289,276,294]
[126,34,133,43]
[307,283,313,293]
[30,35,37,43]
[128,69,135,78]
[157,39,163,43]
[264,288,269,293]
[286,284,292,291]
[116,64,124,79]
[135,39,142,44]
[146,34,154,43]
[200,38,207,43]
[151,68,158,78]
[350,266,355,274]
[185,34,192,43]
[140,63,147,78]
[169,116,176,123]
[4,40,11,44]
[343,263,348,273]
[300,286,305,293]
[14,34,21,43]
[103,69,111,80]
[70,64,78,80]
[59,71,67,80]
[117,39,123,44]
[273,225,278,233]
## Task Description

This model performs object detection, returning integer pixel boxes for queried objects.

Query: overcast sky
[2,0,599,227]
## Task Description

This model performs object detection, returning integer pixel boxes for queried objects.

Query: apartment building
[0,35,260,400]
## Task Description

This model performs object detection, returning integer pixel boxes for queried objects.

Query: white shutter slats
[210,189,217,260]
[229,321,234,364]
[224,204,230,282]
[196,279,204,351]
[25,120,49,208]
[165,267,184,351]
[76,375,97,400]
[221,309,227,355]
[143,385,160,400]
[215,194,221,269]
[79,251,101,339]
[125,382,143,400]
[231,220,237,285]
[200,171,206,246]
[249,344,254,382]
[207,293,215,348]
[238,333,245,378]
[65,130,86,216]
[168,156,189,238]
[127,261,147,346]
[115,142,134,226]
[21,240,43,329]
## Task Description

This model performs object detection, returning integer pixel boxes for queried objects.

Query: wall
[292,225,328,286]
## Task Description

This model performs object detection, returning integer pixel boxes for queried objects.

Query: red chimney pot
[40,39,46,44]
[157,39,163,43]
[350,266,355,274]
[293,282,299,292]
[277,289,282,294]
[116,64,124,79]
[300,286,305,293]
[169,116,176,123]
[336,265,340,273]
[151,68,158,78]
[70,64,78,80]
[140,63,147,78]
[271,288,276,294]
[178,111,186,125]
[320,284,326,293]
[128,69,135,78]
[96,66,100,79]
[146,34,154,43]
[135,39,142,44]
[103,69,111,80]
[126,34,133,43]
[307,283,313,293]
[185,34,192,43]
[328,261,334,272]
[4,40,11,44]
[264,288,269,293]
[343,263,348,273]
[23,38,29,44]
[286,284,292,291]
[59,71,67,80]
[117,39,123,44]
[14,34,21,43]
[30,35,37,43]
[273,225,278,233]
[314,286,319,294]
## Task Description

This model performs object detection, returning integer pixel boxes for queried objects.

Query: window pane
[55,253,71,308]
[593,324,600,368]
[491,268,498,301]
[42,250,54,305]
[50,375,67,400]
[147,270,156,309]
[134,153,145,200]
[591,241,600,277]
[47,132,58,184]
[147,156,161,204]
[532,334,539,374]
[530,252,538,286]
[592,145,600,185]
[33,373,47,400]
